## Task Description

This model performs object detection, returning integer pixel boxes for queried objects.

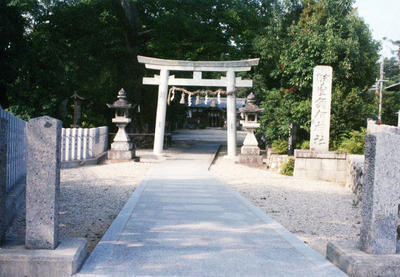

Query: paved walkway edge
[212,173,344,274]
[79,144,222,276]
[77,175,151,275]
[78,144,345,276]
[207,144,221,170]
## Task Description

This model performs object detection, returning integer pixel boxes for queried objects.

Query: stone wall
[0,108,26,240]
[294,150,347,183]
[345,155,364,200]
[1,116,88,276]
[367,119,400,135]
[90,126,108,158]
[265,150,289,171]
[61,126,108,162]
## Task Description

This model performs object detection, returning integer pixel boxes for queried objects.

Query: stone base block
[327,241,400,277]
[0,237,87,277]
[110,141,133,151]
[61,152,108,169]
[294,150,347,184]
[266,154,289,171]
[238,155,263,166]
[241,146,260,155]
[107,150,136,161]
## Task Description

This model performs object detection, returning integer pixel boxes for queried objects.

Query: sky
[354,0,400,58]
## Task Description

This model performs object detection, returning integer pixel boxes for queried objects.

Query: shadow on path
[78,143,346,277]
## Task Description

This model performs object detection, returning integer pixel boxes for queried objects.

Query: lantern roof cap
[107,88,135,109]
[239,93,264,113]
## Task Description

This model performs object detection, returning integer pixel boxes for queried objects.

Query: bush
[297,140,310,150]
[271,139,288,154]
[336,128,366,154]
[280,158,295,176]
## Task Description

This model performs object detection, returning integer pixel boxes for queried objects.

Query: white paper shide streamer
[188,93,192,106]
[171,88,175,101]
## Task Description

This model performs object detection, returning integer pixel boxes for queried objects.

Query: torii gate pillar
[154,68,169,155]
[226,70,237,157]
[138,56,259,157]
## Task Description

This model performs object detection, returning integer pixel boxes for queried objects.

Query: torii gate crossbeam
[137,55,259,157]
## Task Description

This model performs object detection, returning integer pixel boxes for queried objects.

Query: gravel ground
[6,142,361,257]
[210,150,362,256]
[59,160,153,252]
[6,158,154,253]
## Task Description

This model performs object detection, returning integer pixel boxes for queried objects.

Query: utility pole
[378,58,384,122]
[377,58,389,123]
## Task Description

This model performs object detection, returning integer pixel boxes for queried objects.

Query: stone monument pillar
[0,116,88,277]
[326,132,400,276]
[293,65,347,183]
[238,93,264,166]
[398,110,400,127]
[26,116,61,249]
[107,88,138,161]
[360,132,400,254]
[310,65,332,151]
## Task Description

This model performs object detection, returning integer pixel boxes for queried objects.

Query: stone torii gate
[137,55,259,157]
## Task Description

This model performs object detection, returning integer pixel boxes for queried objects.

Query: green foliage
[384,57,400,82]
[297,140,310,150]
[280,158,294,176]
[255,0,379,144]
[380,57,400,126]
[381,91,400,126]
[271,139,288,154]
[259,88,311,143]
[4,0,143,128]
[336,128,366,154]
[1,0,381,142]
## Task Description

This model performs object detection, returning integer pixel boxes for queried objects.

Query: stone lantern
[239,92,264,165]
[107,88,138,161]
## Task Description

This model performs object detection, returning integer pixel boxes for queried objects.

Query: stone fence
[0,108,26,239]
[343,120,400,201]
[367,118,400,135]
[61,126,108,163]
[0,108,26,194]
[1,116,88,276]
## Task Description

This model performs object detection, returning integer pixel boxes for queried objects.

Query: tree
[381,56,400,126]
[384,57,400,82]
[255,0,379,145]
[6,0,143,127]
[4,0,380,140]
[0,1,25,109]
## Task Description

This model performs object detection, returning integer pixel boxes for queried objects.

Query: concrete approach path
[78,143,347,277]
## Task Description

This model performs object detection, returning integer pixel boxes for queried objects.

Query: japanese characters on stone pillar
[310,66,333,152]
